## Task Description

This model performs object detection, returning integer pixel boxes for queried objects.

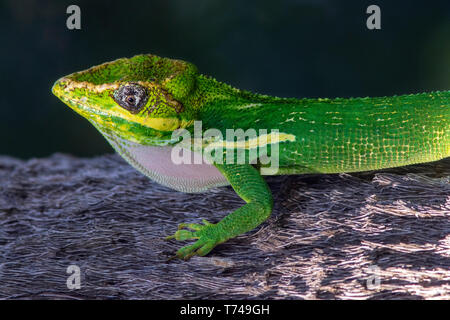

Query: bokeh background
[1,0,450,158]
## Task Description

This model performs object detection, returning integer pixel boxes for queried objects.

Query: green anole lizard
[52,54,450,260]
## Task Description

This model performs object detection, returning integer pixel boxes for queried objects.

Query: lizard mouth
[52,75,187,134]
[52,77,117,119]
[52,77,178,147]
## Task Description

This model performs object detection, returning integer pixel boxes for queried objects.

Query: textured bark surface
[0,153,449,300]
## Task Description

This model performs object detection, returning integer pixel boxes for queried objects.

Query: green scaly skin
[52,54,450,260]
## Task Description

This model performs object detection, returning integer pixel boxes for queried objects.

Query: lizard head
[52,54,198,145]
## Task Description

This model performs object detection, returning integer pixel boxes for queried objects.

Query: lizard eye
[113,83,148,114]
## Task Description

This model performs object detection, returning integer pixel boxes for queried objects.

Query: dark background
[1,0,450,159]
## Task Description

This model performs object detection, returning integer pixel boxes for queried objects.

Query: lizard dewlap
[52,54,450,260]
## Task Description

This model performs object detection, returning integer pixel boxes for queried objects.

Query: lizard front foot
[165,219,224,260]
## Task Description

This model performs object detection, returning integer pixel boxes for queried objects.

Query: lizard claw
[165,219,222,260]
